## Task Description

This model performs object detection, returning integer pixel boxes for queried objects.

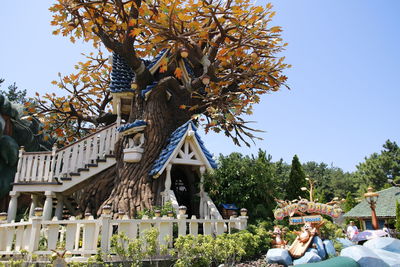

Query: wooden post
[43,191,55,220]
[48,144,58,182]
[199,166,206,219]
[165,164,172,191]
[189,215,198,236]
[7,191,20,222]
[100,213,112,253]
[47,217,60,250]
[238,216,248,230]
[28,216,42,253]
[0,214,8,251]
[29,194,39,218]
[55,194,64,220]
[65,216,78,251]
[15,220,25,251]
[14,146,25,183]
[177,214,187,236]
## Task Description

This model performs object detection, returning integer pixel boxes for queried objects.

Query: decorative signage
[274,199,342,220]
[289,215,323,225]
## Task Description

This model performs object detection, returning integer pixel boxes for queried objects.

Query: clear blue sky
[1,1,399,172]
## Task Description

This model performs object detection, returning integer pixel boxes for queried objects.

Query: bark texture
[101,77,192,217]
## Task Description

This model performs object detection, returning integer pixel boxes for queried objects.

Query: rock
[336,237,355,248]
[306,248,318,254]
[293,256,359,267]
[371,248,400,267]
[312,236,326,259]
[363,237,400,254]
[293,251,321,265]
[323,239,336,257]
[340,245,390,267]
[265,248,293,267]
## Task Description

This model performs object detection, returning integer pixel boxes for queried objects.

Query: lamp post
[364,187,379,230]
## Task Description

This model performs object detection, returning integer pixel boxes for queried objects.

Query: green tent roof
[344,187,400,219]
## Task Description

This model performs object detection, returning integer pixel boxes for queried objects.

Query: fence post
[238,208,248,230]
[177,206,188,236]
[0,212,7,251]
[100,205,112,253]
[43,191,55,220]
[28,208,43,253]
[7,191,20,222]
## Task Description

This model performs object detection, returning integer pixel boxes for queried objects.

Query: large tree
[40,0,289,216]
[285,155,307,201]
[354,140,400,192]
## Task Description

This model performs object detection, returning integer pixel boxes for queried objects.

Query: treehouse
[5,50,223,222]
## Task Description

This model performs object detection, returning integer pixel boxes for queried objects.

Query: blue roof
[149,121,217,176]
[220,204,238,210]
[117,120,147,133]
[109,53,135,93]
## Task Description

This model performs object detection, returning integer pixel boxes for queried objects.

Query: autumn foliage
[37,0,290,146]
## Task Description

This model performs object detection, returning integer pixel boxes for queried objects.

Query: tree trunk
[100,78,192,217]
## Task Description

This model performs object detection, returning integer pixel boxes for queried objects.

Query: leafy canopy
[46,0,290,146]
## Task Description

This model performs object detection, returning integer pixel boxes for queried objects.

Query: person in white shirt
[382,223,391,237]
[347,221,359,240]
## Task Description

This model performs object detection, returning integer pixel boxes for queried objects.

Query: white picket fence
[14,123,118,184]
[0,214,247,258]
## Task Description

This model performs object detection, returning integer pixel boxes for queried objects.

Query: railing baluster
[70,144,79,173]
[91,135,98,161]
[11,123,118,184]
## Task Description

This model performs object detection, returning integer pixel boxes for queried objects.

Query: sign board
[274,199,342,220]
[289,215,323,225]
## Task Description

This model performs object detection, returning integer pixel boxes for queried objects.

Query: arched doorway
[171,165,200,217]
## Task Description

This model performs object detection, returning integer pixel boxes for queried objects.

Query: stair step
[97,159,106,163]
[70,172,80,176]
[78,168,90,172]
[86,163,98,168]
[61,177,72,181]
[105,154,115,158]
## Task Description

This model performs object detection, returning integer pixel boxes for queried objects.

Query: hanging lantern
[201,75,210,85]
[180,47,189,58]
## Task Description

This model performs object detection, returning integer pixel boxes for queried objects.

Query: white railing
[162,189,180,214]
[0,214,248,258]
[14,123,118,184]
[202,193,223,219]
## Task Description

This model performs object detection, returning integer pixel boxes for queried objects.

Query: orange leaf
[174,67,183,79]
[129,28,141,37]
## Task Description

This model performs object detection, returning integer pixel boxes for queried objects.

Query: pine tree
[286,155,307,201]
[343,192,357,212]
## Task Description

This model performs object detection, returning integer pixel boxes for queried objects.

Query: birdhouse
[117,120,147,163]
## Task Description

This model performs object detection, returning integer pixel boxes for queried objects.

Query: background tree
[45,0,289,215]
[396,200,400,234]
[354,140,400,192]
[285,155,307,201]
[204,150,283,222]
[0,79,27,104]
[342,192,357,213]
[303,161,356,202]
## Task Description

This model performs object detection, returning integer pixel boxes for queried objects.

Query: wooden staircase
[11,123,118,194]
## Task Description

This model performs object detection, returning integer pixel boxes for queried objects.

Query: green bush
[173,224,272,266]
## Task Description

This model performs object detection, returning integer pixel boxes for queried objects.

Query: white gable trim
[153,124,212,178]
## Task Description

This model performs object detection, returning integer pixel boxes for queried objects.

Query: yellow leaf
[270,26,281,33]
[129,28,141,37]
[178,13,191,21]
